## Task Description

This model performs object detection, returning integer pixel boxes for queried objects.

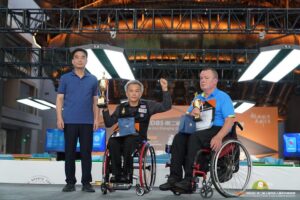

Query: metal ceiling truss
[1,8,300,34]
[0,47,71,79]
[0,47,259,80]
[127,48,259,80]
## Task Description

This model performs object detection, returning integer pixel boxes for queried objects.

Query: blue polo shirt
[187,88,235,126]
[57,70,98,124]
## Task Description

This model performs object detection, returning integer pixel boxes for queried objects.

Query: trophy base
[193,116,202,122]
[97,103,107,108]
[98,98,107,108]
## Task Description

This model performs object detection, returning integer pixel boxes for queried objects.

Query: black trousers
[107,135,142,176]
[170,126,222,180]
[64,124,93,185]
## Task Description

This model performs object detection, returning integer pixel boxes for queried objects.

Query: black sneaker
[159,182,173,191]
[82,184,95,192]
[62,184,76,192]
[159,177,180,191]
[174,178,192,192]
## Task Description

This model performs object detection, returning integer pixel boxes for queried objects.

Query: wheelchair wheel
[102,148,111,184]
[138,143,156,192]
[210,139,252,198]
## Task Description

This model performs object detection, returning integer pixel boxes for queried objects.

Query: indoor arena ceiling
[2,0,300,119]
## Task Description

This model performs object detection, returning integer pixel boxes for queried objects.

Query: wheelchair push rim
[139,143,157,192]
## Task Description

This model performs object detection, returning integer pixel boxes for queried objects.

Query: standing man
[159,67,235,192]
[56,48,99,192]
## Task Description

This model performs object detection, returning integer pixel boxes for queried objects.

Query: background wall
[103,105,279,157]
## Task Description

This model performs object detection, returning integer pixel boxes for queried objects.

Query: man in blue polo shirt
[56,48,99,192]
[159,67,235,192]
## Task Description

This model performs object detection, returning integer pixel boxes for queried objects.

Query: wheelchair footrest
[109,183,132,190]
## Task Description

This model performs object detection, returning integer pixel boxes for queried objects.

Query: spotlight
[259,30,266,40]
[110,28,117,39]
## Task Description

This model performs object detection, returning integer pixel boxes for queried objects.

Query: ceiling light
[86,49,112,80]
[263,49,300,82]
[238,49,280,82]
[104,49,135,80]
[17,97,52,110]
[34,99,56,109]
[233,101,255,114]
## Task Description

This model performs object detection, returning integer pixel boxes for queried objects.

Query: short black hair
[71,48,88,58]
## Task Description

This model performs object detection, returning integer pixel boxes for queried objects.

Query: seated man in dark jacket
[102,79,172,183]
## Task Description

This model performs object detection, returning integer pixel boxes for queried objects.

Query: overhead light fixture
[263,49,300,82]
[86,49,112,80]
[239,45,300,82]
[238,49,280,82]
[17,97,55,110]
[104,49,135,80]
[233,100,255,114]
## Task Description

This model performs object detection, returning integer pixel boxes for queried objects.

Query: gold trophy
[192,99,203,122]
[97,72,109,108]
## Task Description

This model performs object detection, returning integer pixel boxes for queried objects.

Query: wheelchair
[101,138,156,196]
[167,122,252,198]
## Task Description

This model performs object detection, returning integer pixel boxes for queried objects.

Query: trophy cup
[97,72,109,108]
[192,99,203,122]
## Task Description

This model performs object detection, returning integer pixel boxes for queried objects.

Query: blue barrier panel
[45,128,106,152]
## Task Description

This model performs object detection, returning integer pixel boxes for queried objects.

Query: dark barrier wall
[285,95,300,133]
[0,0,8,129]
